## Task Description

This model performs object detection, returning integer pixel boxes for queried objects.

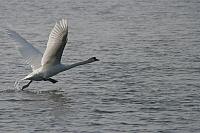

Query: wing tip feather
[49,18,68,39]
[58,19,68,30]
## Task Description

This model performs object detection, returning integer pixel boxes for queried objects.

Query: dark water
[1,0,200,132]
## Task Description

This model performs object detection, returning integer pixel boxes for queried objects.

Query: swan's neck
[63,59,94,71]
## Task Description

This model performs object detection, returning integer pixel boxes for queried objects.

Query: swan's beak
[95,58,99,61]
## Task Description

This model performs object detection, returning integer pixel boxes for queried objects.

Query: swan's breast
[23,67,44,81]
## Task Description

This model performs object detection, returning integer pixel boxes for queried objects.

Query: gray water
[0,0,200,132]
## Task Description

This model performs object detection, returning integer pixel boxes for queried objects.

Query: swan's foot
[22,80,32,91]
[43,78,58,84]
[48,78,58,84]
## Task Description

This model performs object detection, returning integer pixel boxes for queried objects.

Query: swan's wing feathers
[41,19,68,66]
[7,29,42,70]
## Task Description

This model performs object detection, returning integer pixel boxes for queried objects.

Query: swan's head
[88,57,99,62]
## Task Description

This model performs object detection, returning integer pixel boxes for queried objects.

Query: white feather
[7,29,42,70]
[41,19,68,66]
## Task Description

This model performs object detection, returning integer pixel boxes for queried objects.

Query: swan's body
[8,19,99,90]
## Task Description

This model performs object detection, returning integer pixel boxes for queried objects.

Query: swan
[7,19,99,90]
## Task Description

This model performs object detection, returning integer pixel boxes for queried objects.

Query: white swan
[7,19,99,90]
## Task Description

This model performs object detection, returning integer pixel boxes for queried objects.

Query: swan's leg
[22,80,32,90]
[47,78,58,84]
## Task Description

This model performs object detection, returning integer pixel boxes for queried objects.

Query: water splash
[14,79,23,90]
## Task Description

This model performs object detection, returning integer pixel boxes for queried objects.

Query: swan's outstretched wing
[41,19,68,66]
[7,29,42,70]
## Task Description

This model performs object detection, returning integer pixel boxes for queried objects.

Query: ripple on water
[93,108,120,114]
